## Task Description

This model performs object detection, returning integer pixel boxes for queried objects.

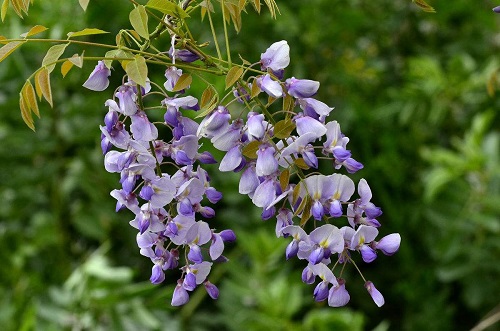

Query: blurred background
[1,1,499,330]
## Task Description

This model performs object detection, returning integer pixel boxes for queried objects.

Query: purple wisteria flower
[92,38,400,309]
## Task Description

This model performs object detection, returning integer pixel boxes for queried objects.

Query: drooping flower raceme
[86,38,400,308]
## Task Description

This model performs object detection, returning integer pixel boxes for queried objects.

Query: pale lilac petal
[171,283,190,306]
[258,74,283,98]
[239,165,259,194]
[285,77,320,99]
[328,279,350,307]
[219,145,243,172]
[83,61,110,91]
[365,281,385,307]
[260,40,290,71]
[295,116,327,138]
[252,179,276,209]
[350,225,379,250]
[376,233,401,255]
[256,145,278,176]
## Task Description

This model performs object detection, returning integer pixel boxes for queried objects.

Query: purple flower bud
[332,148,351,162]
[261,206,276,220]
[285,77,320,99]
[220,229,237,242]
[302,266,316,284]
[285,240,299,260]
[493,6,500,13]
[188,245,203,263]
[298,98,334,119]
[169,46,200,62]
[104,110,118,132]
[204,281,219,300]
[83,61,111,91]
[198,205,215,218]
[140,184,154,201]
[138,217,150,235]
[342,158,364,174]
[375,233,401,255]
[183,272,197,291]
[171,282,190,306]
[302,149,318,169]
[233,84,251,103]
[328,278,350,307]
[247,112,266,140]
[150,264,165,284]
[311,200,324,221]
[197,106,231,138]
[365,281,385,307]
[308,247,325,265]
[260,40,290,71]
[329,200,343,218]
[205,188,223,204]
[197,151,218,164]
[360,245,377,263]
[313,281,329,302]
[101,135,112,154]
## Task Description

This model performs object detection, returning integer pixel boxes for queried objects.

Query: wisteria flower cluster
[85,38,401,308]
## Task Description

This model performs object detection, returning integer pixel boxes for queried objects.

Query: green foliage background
[1,1,499,330]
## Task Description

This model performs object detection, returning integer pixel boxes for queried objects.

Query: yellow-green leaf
[130,5,149,40]
[242,141,261,159]
[263,0,279,18]
[172,73,192,92]
[0,41,26,63]
[21,25,48,38]
[1,0,9,22]
[79,0,90,11]
[42,43,69,74]
[125,55,148,87]
[200,86,215,108]
[0,36,7,44]
[251,79,261,98]
[34,70,42,99]
[146,0,189,19]
[283,94,294,113]
[61,60,74,78]
[104,49,133,69]
[69,52,84,68]
[412,0,436,13]
[225,66,243,89]
[294,195,309,217]
[22,80,39,118]
[67,28,109,39]
[279,168,290,192]
[292,182,301,205]
[300,198,312,226]
[19,94,35,131]
[294,158,309,170]
[273,119,295,139]
[10,0,22,17]
[37,68,53,107]
[196,92,219,118]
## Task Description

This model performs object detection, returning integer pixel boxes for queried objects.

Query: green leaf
[172,73,192,92]
[300,197,312,226]
[67,28,109,39]
[225,66,244,89]
[19,90,35,131]
[242,141,261,159]
[22,80,39,118]
[273,119,295,139]
[129,5,149,40]
[125,55,148,87]
[200,86,216,109]
[42,43,69,74]
[196,90,219,118]
[146,0,189,19]
[20,25,48,38]
[79,0,90,11]
[0,41,26,63]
